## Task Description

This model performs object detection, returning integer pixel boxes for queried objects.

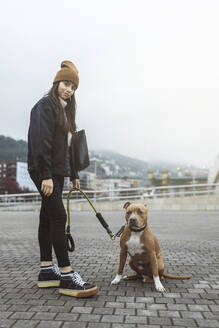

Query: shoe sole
[59,286,98,298]
[38,281,60,288]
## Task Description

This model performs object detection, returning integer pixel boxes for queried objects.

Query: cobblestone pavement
[0,210,219,328]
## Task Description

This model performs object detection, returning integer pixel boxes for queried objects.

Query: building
[0,161,37,193]
[147,170,208,187]
[63,172,97,191]
[0,161,7,193]
[96,177,141,190]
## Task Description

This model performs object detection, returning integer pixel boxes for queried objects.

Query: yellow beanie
[53,60,79,89]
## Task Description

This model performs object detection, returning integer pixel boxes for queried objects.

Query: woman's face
[58,81,75,100]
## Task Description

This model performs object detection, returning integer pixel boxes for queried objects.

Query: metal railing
[0,183,219,207]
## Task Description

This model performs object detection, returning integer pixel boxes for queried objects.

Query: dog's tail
[163,272,191,280]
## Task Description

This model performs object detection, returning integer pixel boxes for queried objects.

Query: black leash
[66,188,125,252]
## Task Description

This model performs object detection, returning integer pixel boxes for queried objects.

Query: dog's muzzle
[128,217,147,232]
[129,217,138,226]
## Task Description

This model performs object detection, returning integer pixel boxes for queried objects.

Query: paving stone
[155,297,175,304]
[181,310,203,319]
[32,312,56,320]
[164,293,181,298]
[29,306,51,312]
[172,318,197,326]
[25,300,46,306]
[105,302,125,308]
[203,311,219,319]
[36,321,62,328]
[7,304,31,312]
[195,319,219,327]
[62,323,86,328]
[136,297,154,303]
[88,324,111,328]
[167,304,187,311]
[71,306,93,314]
[64,299,86,306]
[116,296,135,302]
[0,305,10,311]
[0,312,13,319]
[136,326,160,328]
[0,319,16,328]
[159,310,181,318]
[101,314,124,323]
[195,299,216,305]
[162,326,187,328]
[113,325,139,328]
[148,317,172,325]
[125,315,147,324]
[115,308,135,315]
[85,301,106,307]
[93,307,114,314]
[78,313,102,322]
[48,305,72,313]
[126,302,145,309]
[188,304,210,311]
[54,313,79,321]
[175,298,195,304]
[12,320,40,328]
[10,311,35,319]
[209,305,219,311]
[147,303,166,310]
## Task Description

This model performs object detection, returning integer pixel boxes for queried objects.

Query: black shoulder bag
[70,129,90,172]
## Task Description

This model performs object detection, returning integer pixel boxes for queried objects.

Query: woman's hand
[72,179,80,189]
[41,179,54,196]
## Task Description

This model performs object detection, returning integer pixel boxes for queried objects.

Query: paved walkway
[0,210,219,328]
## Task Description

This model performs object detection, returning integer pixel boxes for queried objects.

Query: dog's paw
[111,274,122,285]
[155,285,166,292]
[153,275,166,292]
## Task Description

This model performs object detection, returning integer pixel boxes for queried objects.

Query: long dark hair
[47,82,77,133]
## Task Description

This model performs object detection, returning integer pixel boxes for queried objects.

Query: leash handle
[66,233,75,252]
[66,189,77,252]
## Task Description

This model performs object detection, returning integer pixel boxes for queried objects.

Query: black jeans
[30,172,70,267]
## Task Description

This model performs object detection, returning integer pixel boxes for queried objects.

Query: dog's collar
[129,223,147,232]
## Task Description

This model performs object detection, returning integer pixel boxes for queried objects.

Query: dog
[111,202,191,292]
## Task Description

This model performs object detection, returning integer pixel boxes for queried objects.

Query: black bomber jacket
[27,96,79,181]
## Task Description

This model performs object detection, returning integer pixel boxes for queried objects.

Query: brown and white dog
[111,202,191,292]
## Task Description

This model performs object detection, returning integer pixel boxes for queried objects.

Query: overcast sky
[1,0,219,167]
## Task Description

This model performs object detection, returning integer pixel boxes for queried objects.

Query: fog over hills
[0,135,205,178]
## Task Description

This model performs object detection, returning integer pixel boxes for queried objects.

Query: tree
[4,178,22,194]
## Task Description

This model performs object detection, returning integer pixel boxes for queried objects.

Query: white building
[16,162,37,191]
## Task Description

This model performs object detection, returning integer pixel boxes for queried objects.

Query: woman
[28,60,98,298]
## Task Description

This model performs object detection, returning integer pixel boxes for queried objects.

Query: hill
[0,135,27,162]
[88,150,148,178]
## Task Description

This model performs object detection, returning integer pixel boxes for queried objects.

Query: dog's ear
[123,201,131,210]
[144,203,147,208]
